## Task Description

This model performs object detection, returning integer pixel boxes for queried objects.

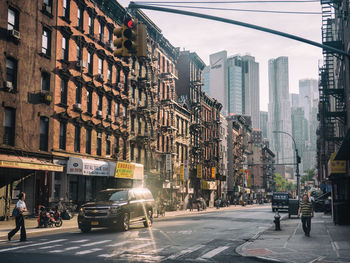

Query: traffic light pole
[128,2,350,57]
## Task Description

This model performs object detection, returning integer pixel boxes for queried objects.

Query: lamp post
[273,131,301,199]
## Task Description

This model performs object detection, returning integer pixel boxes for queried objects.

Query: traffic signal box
[113,17,148,58]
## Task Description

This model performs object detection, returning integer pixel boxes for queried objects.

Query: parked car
[272,192,290,212]
[78,188,155,233]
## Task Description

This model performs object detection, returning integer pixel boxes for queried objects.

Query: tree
[301,168,315,185]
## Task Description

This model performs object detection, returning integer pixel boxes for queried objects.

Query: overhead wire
[134,1,320,3]
[138,3,322,14]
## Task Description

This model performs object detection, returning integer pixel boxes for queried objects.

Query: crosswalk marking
[71,239,89,243]
[107,240,132,247]
[50,246,80,253]
[97,243,152,258]
[0,239,67,252]
[39,244,62,250]
[75,248,103,255]
[166,244,205,260]
[81,240,111,247]
[199,246,230,259]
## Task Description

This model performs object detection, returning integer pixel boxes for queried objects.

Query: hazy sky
[119,0,323,111]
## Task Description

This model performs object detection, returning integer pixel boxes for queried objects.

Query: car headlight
[79,207,85,216]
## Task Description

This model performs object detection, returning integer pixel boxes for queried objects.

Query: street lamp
[272,131,301,199]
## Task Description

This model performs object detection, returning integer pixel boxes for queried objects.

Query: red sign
[245,169,248,180]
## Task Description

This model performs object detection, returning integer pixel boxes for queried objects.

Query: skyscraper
[202,66,210,95]
[267,56,293,167]
[260,111,268,139]
[209,51,228,115]
[242,55,260,129]
[227,56,243,114]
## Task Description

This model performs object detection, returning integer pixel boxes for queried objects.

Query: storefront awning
[0,154,63,172]
[67,157,110,176]
[335,128,350,160]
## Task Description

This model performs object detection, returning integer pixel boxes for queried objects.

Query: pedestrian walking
[298,194,314,237]
[189,195,193,211]
[8,192,27,242]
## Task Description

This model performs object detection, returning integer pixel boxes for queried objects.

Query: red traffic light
[124,17,134,29]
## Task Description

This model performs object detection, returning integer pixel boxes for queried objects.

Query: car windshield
[96,190,128,202]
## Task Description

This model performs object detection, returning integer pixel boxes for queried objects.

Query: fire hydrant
[274,211,281,231]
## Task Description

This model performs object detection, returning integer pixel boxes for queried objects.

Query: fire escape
[318,0,345,163]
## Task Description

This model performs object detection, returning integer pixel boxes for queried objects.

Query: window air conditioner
[10,29,20,39]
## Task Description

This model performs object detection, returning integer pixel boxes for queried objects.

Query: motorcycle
[38,206,62,228]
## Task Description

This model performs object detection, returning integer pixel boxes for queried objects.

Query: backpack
[12,207,19,217]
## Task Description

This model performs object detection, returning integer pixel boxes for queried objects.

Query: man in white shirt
[8,192,27,242]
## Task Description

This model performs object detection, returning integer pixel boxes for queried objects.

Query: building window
[106,138,111,155]
[162,83,165,99]
[62,0,70,20]
[77,7,83,30]
[130,145,134,161]
[75,85,81,104]
[88,51,93,74]
[96,135,102,156]
[98,57,103,75]
[41,72,50,92]
[107,63,112,82]
[39,117,49,151]
[88,15,94,35]
[115,101,120,119]
[74,125,80,152]
[114,136,119,155]
[98,94,103,111]
[138,118,142,134]
[107,99,111,116]
[8,7,19,31]
[77,45,82,61]
[42,27,51,56]
[122,139,127,160]
[176,143,179,162]
[85,128,91,154]
[6,57,17,90]
[87,89,92,113]
[62,36,69,61]
[3,108,15,146]
[157,134,160,151]
[99,23,104,42]
[131,115,135,132]
[123,105,127,118]
[132,86,136,100]
[124,73,128,89]
[137,147,141,163]
[43,0,52,14]
[116,67,120,83]
[108,28,113,47]
[59,121,66,150]
[138,89,142,102]
[60,79,68,105]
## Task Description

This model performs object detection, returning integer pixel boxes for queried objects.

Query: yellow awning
[0,154,63,172]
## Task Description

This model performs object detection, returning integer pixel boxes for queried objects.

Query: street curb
[235,214,288,263]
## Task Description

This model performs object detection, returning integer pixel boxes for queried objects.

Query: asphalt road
[0,206,276,263]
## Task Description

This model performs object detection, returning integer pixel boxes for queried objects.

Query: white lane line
[50,246,80,253]
[107,240,132,247]
[39,244,63,250]
[71,239,90,243]
[98,243,152,258]
[166,244,205,260]
[75,248,103,255]
[0,239,67,252]
[199,246,230,259]
[81,240,111,247]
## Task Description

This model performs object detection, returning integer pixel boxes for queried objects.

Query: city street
[0,206,273,263]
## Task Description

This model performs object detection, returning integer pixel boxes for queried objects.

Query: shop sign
[197,164,202,178]
[115,162,135,179]
[67,157,109,176]
[202,180,217,190]
[0,160,63,172]
[328,153,346,175]
[180,165,184,181]
[211,167,216,179]
[165,154,172,172]
[184,160,189,181]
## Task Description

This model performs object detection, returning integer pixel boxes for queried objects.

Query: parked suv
[78,188,155,232]
[272,192,290,212]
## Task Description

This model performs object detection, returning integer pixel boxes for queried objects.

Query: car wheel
[80,226,91,233]
[120,213,129,231]
[143,210,153,228]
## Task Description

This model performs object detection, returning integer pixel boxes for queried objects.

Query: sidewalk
[236,213,350,263]
[0,203,265,240]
